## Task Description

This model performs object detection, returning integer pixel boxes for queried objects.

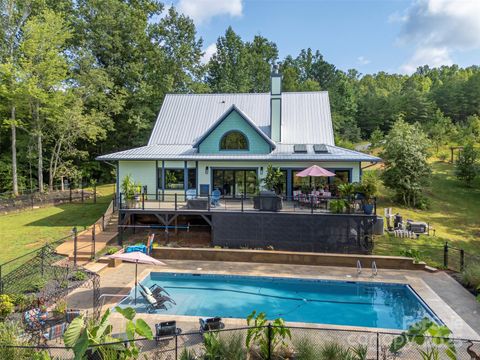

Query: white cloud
[357,56,371,65]
[177,0,243,24]
[400,46,452,74]
[201,43,217,64]
[395,0,480,73]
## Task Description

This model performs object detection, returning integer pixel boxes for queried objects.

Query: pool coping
[114,266,480,340]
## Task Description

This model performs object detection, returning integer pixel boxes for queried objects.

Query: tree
[381,118,431,208]
[19,9,71,192]
[424,110,456,153]
[0,0,34,195]
[455,143,478,185]
[207,27,251,93]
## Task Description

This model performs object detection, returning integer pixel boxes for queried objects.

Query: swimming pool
[117,272,441,330]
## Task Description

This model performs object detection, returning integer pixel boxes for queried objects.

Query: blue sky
[171,0,480,74]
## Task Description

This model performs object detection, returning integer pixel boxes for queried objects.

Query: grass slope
[0,184,114,264]
[373,160,480,267]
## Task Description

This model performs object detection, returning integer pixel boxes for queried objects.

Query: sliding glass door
[213,169,257,198]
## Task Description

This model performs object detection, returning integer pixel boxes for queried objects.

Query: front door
[213,169,257,198]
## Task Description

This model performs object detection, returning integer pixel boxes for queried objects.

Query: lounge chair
[199,317,225,333]
[139,283,176,305]
[139,289,168,312]
[155,321,182,342]
[23,308,47,331]
[211,189,221,207]
[43,322,67,343]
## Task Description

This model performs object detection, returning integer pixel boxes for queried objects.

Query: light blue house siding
[198,110,271,154]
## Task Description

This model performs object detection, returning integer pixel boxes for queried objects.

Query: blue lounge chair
[211,189,221,207]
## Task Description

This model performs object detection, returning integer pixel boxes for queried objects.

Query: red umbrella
[109,251,166,305]
[295,165,335,177]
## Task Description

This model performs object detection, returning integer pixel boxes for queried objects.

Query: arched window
[219,131,249,150]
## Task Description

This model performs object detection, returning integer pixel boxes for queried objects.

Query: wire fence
[373,238,480,273]
[2,325,480,359]
[0,183,101,214]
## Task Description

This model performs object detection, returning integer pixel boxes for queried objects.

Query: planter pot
[363,204,374,215]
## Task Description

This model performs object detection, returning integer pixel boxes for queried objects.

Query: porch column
[116,162,120,205]
[161,160,165,201]
[184,161,188,196]
[286,169,292,201]
[195,161,199,195]
[155,160,159,200]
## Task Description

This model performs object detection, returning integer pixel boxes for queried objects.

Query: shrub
[0,321,37,358]
[401,248,422,264]
[8,293,35,312]
[179,348,197,360]
[455,142,478,185]
[53,299,67,315]
[294,337,320,360]
[105,246,119,255]
[319,341,355,360]
[0,295,14,319]
[329,200,347,214]
[462,263,480,289]
[70,270,87,282]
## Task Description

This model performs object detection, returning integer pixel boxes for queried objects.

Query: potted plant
[262,164,283,194]
[121,175,142,208]
[337,183,356,213]
[355,172,378,215]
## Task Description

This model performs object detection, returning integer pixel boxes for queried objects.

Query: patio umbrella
[108,251,166,305]
[295,165,335,191]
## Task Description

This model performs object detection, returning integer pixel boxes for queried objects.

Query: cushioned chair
[211,189,221,207]
[155,321,182,342]
[199,317,225,333]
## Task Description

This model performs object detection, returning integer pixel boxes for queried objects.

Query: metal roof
[147,92,335,146]
[96,144,381,162]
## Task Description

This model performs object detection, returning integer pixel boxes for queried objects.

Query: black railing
[1,325,478,360]
[118,192,377,216]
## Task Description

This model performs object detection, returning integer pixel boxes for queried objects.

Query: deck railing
[118,192,377,216]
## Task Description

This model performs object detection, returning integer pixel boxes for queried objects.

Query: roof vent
[314,144,329,153]
[294,144,307,153]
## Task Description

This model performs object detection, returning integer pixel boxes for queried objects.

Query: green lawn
[372,159,480,266]
[0,184,115,265]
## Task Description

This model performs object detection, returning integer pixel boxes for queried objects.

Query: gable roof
[192,104,276,149]
[147,92,334,146]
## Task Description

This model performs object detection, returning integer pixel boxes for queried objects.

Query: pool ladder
[372,261,378,277]
[356,260,362,275]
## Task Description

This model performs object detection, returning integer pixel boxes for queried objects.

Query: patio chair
[186,189,197,200]
[43,322,67,343]
[155,321,182,342]
[199,317,224,333]
[65,309,82,323]
[23,308,47,332]
[211,189,221,207]
[139,289,169,312]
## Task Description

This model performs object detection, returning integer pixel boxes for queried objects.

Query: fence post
[241,194,244,212]
[376,332,380,360]
[208,194,211,212]
[69,186,72,203]
[444,242,449,269]
[94,183,97,204]
[142,193,145,210]
[92,225,96,259]
[0,265,3,294]
[460,249,465,271]
[119,193,122,210]
[175,193,177,211]
[40,246,45,276]
[267,324,272,360]
[175,333,178,360]
[72,227,78,267]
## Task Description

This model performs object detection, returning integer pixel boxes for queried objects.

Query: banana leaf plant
[63,307,153,360]
[389,318,456,360]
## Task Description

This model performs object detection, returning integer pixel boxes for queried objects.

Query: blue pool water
[117,272,441,330]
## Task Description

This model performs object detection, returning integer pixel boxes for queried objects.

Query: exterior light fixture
[205,166,209,174]
[260,166,264,175]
